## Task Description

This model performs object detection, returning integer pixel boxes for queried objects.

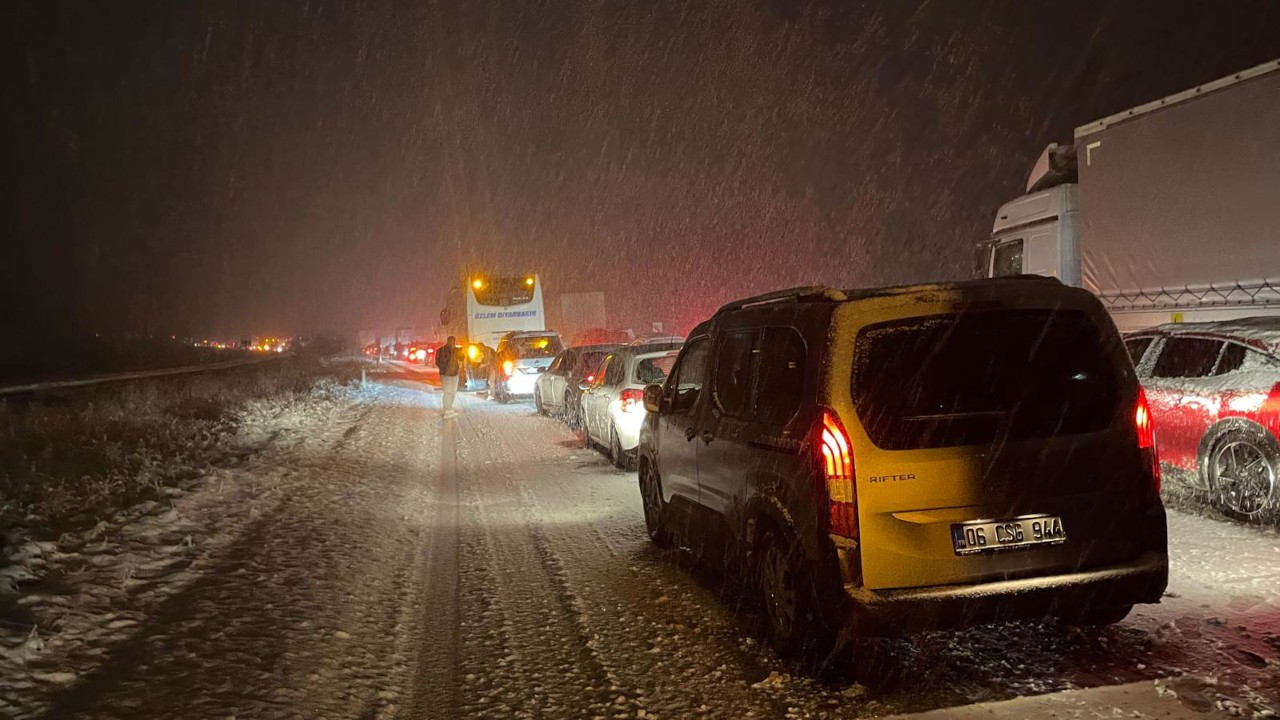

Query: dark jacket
[435,344,461,376]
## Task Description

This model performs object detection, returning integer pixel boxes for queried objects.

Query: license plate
[951,515,1067,556]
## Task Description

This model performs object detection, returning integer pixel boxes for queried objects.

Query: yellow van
[637,278,1168,658]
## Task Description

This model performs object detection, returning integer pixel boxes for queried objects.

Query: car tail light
[620,388,643,413]
[818,409,857,538]
[502,360,514,377]
[1135,388,1160,493]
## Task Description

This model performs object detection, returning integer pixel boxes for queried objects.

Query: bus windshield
[473,276,535,306]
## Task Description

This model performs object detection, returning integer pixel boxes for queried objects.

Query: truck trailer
[978,58,1280,332]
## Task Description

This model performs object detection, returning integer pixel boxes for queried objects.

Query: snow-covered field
[2,371,1277,719]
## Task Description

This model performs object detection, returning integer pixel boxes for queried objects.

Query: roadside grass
[0,356,361,545]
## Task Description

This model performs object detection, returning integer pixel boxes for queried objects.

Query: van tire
[639,462,672,547]
[755,526,832,661]
[1060,603,1133,627]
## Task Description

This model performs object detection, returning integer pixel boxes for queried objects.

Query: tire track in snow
[448,404,636,718]
[464,403,789,719]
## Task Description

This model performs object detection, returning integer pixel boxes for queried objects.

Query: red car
[1126,317,1280,521]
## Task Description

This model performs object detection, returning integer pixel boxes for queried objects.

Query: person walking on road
[436,336,462,419]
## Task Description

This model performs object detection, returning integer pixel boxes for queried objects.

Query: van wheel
[639,462,671,547]
[1060,603,1133,627]
[609,425,632,470]
[1208,429,1278,521]
[756,527,829,659]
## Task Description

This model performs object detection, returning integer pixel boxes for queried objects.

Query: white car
[580,347,680,468]
[534,344,619,423]
[489,331,563,403]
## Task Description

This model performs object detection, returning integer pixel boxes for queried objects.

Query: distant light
[472,279,484,290]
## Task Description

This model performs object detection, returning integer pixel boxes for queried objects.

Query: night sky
[5,1,1280,346]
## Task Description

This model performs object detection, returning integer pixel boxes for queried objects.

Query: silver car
[580,347,680,468]
[534,344,618,424]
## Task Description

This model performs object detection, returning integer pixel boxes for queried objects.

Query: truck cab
[977,143,1081,286]
[977,59,1280,334]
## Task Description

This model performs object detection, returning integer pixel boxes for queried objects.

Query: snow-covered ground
[2,372,1277,719]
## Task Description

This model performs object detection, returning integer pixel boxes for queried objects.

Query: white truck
[978,58,1280,332]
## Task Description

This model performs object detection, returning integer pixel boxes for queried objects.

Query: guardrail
[0,353,287,398]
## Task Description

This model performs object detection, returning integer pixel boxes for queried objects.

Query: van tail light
[818,409,857,538]
[1135,388,1161,494]
[620,388,644,413]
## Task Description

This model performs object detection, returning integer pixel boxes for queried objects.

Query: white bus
[441,273,547,383]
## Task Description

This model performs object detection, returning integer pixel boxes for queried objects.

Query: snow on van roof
[1134,316,1280,356]
[714,277,1065,316]
[840,275,1064,301]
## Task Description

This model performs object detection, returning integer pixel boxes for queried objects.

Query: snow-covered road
[6,376,1278,719]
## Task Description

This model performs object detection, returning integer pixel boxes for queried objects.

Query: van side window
[669,338,709,412]
[755,328,806,425]
[1152,338,1223,379]
[714,330,757,417]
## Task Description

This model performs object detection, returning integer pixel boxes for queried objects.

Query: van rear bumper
[843,552,1168,635]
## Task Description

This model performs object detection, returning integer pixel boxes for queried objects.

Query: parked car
[1124,318,1280,521]
[637,280,1167,658]
[489,331,564,403]
[580,347,680,468]
[534,344,619,421]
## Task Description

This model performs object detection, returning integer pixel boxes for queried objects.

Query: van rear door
[829,289,1150,591]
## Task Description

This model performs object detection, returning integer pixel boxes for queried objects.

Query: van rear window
[851,310,1120,450]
